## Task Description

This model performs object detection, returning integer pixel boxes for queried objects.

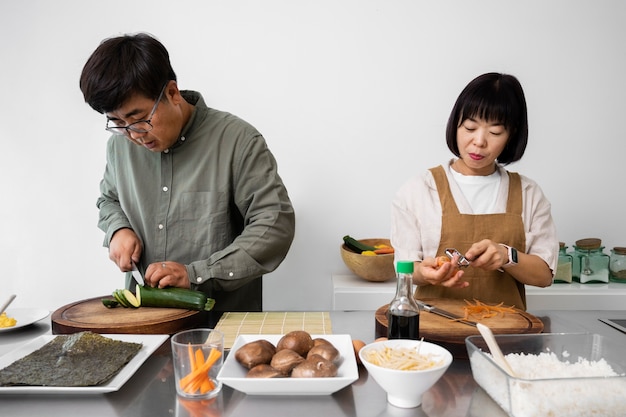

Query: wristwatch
[499,244,518,269]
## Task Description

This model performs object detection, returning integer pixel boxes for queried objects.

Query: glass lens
[126,121,153,133]
[106,121,153,135]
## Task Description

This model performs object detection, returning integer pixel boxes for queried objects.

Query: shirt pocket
[180,191,229,247]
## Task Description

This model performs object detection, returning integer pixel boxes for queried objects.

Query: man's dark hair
[80,32,177,113]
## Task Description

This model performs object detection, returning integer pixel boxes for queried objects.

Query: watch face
[510,247,518,263]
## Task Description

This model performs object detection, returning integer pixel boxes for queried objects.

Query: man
[80,33,295,324]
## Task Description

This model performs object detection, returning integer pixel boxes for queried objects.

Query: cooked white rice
[470,350,626,417]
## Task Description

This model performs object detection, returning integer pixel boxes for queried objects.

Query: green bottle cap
[396,261,414,274]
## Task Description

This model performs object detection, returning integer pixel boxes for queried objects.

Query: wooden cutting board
[51,296,206,335]
[375,298,543,357]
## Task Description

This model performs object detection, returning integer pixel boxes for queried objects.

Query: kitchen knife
[131,262,145,286]
[416,300,477,327]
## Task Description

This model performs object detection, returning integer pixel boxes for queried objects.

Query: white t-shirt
[449,167,501,214]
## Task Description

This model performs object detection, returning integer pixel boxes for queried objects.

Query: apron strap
[430,165,459,214]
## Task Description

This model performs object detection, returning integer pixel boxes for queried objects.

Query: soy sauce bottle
[388,261,420,340]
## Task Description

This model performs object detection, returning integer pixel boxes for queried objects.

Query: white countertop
[332,273,626,311]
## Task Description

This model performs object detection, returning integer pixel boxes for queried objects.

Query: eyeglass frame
[105,84,167,135]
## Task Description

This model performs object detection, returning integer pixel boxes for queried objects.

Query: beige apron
[415,165,527,310]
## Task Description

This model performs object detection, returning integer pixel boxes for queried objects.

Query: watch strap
[499,244,518,269]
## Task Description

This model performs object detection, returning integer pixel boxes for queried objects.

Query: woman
[390,72,558,310]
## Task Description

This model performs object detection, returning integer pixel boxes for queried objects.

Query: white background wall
[1,0,625,312]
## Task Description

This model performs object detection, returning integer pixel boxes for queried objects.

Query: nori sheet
[0,331,143,386]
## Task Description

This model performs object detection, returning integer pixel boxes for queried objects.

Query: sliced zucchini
[122,289,140,308]
[112,290,131,308]
[101,298,119,308]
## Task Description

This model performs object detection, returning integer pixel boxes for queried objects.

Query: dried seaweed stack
[0,331,142,386]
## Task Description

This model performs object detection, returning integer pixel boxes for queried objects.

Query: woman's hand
[464,239,508,271]
[145,261,191,289]
[417,257,469,288]
[465,239,554,287]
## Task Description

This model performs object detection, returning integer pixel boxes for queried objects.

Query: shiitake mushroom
[291,354,338,378]
[270,349,305,375]
[235,332,341,378]
[235,339,277,369]
[306,343,339,362]
[312,337,332,347]
[246,364,284,378]
[276,330,314,357]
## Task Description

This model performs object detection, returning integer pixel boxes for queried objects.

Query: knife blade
[131,262,145,286]
[416,300,476,327]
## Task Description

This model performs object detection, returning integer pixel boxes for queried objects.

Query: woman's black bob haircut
[445,72,528,165]
[80,32,177,114]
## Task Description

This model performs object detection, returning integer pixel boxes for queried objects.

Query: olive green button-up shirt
[97,91,295,313]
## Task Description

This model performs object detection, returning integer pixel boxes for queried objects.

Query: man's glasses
[105,84,167,135]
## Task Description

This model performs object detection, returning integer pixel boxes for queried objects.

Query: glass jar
[554,242,573,283]
[609,247,626,282]
[573,238,609,283]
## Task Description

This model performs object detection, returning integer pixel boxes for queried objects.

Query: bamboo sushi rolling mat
[214,311,332,349]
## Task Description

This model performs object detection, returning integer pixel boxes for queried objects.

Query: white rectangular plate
[217,334,358,395]
[0,333,169,394]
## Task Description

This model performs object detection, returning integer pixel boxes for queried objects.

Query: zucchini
[137,285,215,311]
[343,235,376,253]
[123,289,140,308]
[101,298,119,308]
[112,290,132,308]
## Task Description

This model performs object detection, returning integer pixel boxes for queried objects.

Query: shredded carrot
[180,347,222,394]
[457,299,517,321]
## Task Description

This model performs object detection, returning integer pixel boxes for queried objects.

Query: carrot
[373,247,395,255]
[194,348,205,369]
[179,347,222,394]
[436,256,450,268]
[459,299,517,321]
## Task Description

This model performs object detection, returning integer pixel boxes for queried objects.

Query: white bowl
[359,339,452,408]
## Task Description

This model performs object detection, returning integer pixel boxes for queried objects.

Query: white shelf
[332,274,626,311]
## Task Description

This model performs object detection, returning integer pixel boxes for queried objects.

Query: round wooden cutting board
[51,296,207,335]
[375,298,543,358]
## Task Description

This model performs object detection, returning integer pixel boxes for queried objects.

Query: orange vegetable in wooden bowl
[340,238,395,282]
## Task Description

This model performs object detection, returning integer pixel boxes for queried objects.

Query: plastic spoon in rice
[477,323,517,377]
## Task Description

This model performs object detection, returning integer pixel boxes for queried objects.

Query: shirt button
[158,224,164,230]
[162,186,168,192]
[181,136,186,141]
[163,149,170,154]
[196,277,202,283]
[229,272,234,277]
